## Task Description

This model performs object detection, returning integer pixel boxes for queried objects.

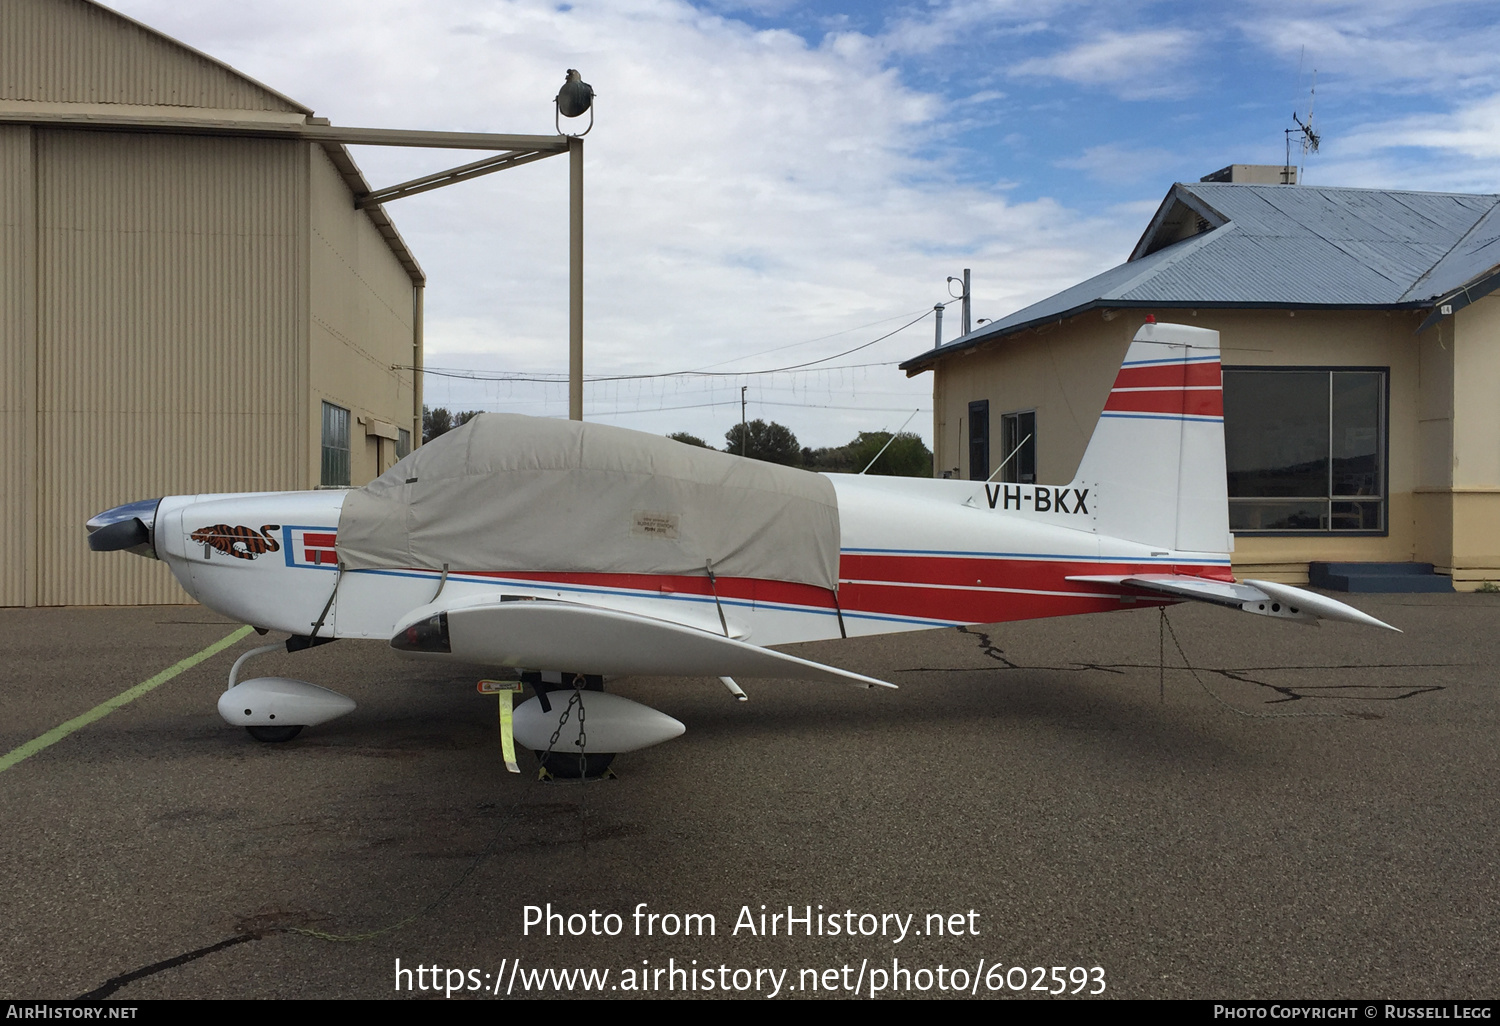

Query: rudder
[1072,321,1231,554]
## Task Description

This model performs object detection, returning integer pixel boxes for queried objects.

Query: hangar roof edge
[78,0,312,115]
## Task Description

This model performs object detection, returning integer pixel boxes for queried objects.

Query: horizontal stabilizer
[391,596,897,688]
[1244,578,1399,631]
[1066,574,1398,631]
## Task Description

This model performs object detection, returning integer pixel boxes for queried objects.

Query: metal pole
[741,385,748,455]
[934,303,944,348]
[413,286,424,447]
[962,268,971,336]
[569,136,584,421]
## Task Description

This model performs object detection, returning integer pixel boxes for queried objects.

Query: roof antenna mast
[1284,64,1319,185]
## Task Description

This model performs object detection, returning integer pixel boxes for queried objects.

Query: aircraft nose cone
[86,498,162,558]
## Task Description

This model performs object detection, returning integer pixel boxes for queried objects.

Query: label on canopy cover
[631,510,681,540]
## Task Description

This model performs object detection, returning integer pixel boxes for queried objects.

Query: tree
[848,430,933,477]
[423,405,452,442]
[801,442,858,473]
[423,406,484,443]
[667,432,712,449]
[724,419,801,465]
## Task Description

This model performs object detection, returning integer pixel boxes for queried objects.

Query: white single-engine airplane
[87,322,1395,775]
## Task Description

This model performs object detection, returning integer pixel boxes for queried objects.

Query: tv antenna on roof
[1284,68,1319,184]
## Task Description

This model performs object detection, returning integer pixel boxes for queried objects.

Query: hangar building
[2,0,425,606]
[901,167,1500,589]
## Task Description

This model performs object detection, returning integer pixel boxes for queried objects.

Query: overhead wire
[397,308,934,383]
[686,306,933,371]
[590,399,933,416]
[412,302,940,424]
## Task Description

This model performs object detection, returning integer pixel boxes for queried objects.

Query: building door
[968,400,990,481]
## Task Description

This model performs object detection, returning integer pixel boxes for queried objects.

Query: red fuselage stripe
[447,557,1231,625]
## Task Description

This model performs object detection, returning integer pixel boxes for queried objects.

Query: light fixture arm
[556,100,595,138]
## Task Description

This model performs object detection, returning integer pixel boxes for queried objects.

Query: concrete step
[1308,562,1454,593]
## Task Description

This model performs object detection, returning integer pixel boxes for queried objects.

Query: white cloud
[877,0,1063,57]
[1056,142,1179,183]
[1009,29,1199,100]
[1312,93,1500,193]
[1235,4,1500,93]
[1341,94,1500,162]
[102,0,1136,446]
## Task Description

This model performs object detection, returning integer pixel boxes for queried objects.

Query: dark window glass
[321,401,351,487]
[1223,370,1328,497]
[968,400,989,481]
[1000,410,1036,484]
[396,428,412,460]
[1332,372,1382,498]
[1222,368,1385,533]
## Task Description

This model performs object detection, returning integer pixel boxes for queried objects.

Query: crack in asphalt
[78,933,262,999]
[77,803,544,997]
[905,627,1450,704]
[1209,667,1445,704]
[954,625,1019,668]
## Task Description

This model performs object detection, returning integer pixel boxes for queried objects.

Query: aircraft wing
[1065,574,1399,631]
[389,595,897,688]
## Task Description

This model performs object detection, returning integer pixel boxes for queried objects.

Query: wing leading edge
[390,595,897,688]
[1066,574,1399,631]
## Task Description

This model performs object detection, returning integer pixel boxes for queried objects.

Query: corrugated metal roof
[2,0,310,113]
[903,182,1500,370]
[1404,202,1500,303]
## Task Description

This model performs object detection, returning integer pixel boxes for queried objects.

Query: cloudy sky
[107,0,1500,449]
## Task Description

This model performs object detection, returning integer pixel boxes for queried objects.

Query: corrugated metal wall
[1,0,303,111]
[35,129,306,604]
[0,127,35,607]
[308,147,417,486]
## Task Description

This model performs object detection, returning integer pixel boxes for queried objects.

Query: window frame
[1221,365,1389,537]
[998,409,1037,485]
[320,401,352,488]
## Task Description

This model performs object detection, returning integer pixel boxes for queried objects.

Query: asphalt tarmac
[0,593,1495,1000]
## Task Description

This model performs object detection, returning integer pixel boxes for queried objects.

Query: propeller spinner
[85,499,161,558]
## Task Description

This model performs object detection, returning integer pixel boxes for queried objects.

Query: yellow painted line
[0,625,255,774]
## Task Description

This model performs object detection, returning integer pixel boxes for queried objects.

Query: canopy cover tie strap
[705,559,730,638]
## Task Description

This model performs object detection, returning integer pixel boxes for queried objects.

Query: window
[396,428,412,460]
[968,401,989,480]
[999,410,1036,484]
[1222,368,1386,533]
[321,401,351,487]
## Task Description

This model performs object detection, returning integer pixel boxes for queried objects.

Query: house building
[1,0,425,606]
[900,167,1500,588]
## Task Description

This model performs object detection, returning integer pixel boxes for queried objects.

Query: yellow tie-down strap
[477,679,524,773]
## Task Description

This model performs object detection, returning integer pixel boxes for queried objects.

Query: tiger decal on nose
[191,525,282,560]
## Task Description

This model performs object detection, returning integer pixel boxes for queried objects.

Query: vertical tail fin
[1072,321,1231,554]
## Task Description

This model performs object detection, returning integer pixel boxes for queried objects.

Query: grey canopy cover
[337,414,841,593]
